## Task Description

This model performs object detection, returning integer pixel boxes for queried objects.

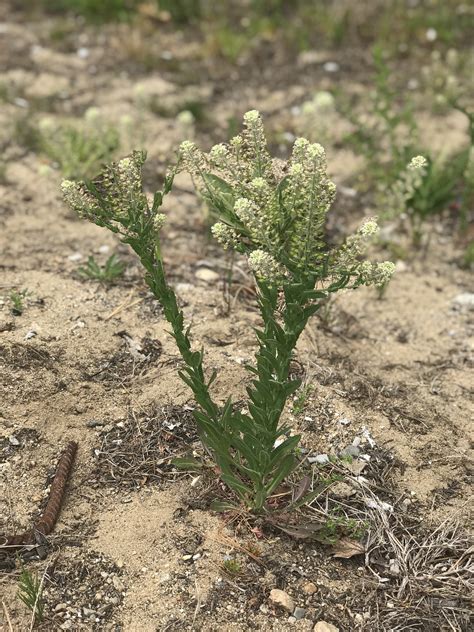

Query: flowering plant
[62,111,394,512]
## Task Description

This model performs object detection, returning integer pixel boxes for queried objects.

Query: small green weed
[292,383,314,416]
[342,46,417,187]
[9,289,29,316]
[77,255,126,283]
[319,513,367,545]
[222,556,242,575]
[38,112,120,180]
[159,0,201,23]
[461,241,474,269]
[18,568,45,625]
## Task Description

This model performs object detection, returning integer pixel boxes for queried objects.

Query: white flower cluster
[408,155,428,170]
[179,111,393,289]
[61,180,99,219]
[358,261,396,287]
[384,155,428,219]
[211,222,238,249]
[248,250,283,283]
[61,151,167,237]
[334,217,381,272]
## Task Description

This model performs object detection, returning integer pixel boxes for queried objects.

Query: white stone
[269,588,294,612]
[452,293,474,311]
[314,622,339,632]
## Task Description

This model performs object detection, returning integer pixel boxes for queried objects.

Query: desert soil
[0,3,473,631]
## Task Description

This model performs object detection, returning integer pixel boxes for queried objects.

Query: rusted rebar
[0,441,78,549]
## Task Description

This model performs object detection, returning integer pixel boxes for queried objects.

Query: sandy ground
[0,4,473,631]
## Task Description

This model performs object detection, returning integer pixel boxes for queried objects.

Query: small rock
[331,482,355,499]
[54,603,68,612]
[314,622,339,632]
[269,589,294,613]
[68,252,83,262]
[293,607,306,619]
[288,616,297,624]
[112,576,125,592]
[339,417,351,426]
[87,419,105,428]
[302,582,317,595]
[452,293,474,311]
[60,622,73,631]
[157,572,171,584]
[340,445,360,457]
[8,435,20,446]
[323,61,340,73]
[307,454,329,465]
[195,268,220,282]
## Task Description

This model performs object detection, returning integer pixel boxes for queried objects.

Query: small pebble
[452,293,474,311]
[340,445,360,457]
[112,576,125,592]
[302,582,317,595]
[323,61,339,72]
[195,268,220,282]
[314,622,339,632]
[269,588,294,613]
[293,606,306,619]
[307,454,329,464]
[87,419,105,428]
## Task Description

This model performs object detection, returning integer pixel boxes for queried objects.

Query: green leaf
[210,500,239,512]
[265,453,298,498]
[172,456,204,471]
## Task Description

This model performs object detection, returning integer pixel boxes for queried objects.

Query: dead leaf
[292,475,311,503]
[332,537,365,558]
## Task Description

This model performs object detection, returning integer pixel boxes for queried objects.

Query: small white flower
[177,110,195,126]
[312,91,334,110]
[243,110,261,125]
[248,250,282,282]
[408,155,428,170]
[234,198,256,223]
[209,143,228,164]
[359,217,379,237]
[153,213,167,231]
[211,222,238,249]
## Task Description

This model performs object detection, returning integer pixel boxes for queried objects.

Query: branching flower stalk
[62,112,394,512]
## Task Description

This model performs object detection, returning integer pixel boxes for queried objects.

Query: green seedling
[77,254,125,283]
[222,556,242,575]
[18,568,45,625]
[9,289,28,315]
[292,384,314,416]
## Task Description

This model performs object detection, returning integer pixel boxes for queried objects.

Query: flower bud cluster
[178,111,393,290]
[248,250,284,283]
[384,155,428,219]
[211,222,238,249]
[358,261,396,287]
[61,151,168,238]
[61,180,100,220]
